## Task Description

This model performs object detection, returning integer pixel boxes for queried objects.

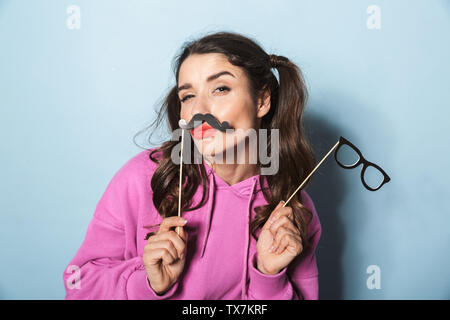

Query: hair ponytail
[254,53,316,252]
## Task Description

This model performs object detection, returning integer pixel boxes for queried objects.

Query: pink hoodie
[63,147,322,300]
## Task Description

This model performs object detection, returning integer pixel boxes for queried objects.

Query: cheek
[241,109,256,129]
[219,96,255,130]
[229,107,255,132]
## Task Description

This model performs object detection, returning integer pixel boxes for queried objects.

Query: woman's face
[178,53,269,163]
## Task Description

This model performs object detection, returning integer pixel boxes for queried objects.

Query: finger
[158,248,178,265]
[148,227,186,245]
[273,232,302,255]
[269,206,294,224]
[274,233,290,255]
[146,239,178,260]
[175,225,188,243]
[271,226,289,251]
[275,233,302,255]
[144,247,177,266]
[177,227,188,259]
[157,216,188,234]
[156,230,187,259]
[269,216,300,237]
[265,206,294,232]
[269,227,296,253]
[262,201,284,231]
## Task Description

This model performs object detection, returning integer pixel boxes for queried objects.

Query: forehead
[178,53,244,83]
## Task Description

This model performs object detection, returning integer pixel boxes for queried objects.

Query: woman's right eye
[180,95,194,103]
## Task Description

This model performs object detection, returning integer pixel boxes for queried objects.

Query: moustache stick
[282,140,340,207]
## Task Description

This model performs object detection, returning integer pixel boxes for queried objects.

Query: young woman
[63,31,322,300]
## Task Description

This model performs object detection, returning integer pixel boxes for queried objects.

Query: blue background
[1,0,449,299]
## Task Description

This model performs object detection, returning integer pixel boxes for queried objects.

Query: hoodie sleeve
[62,150,179,300]
[246,190,322,300]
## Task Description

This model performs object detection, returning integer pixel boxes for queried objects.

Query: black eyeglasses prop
[282,136,391,208]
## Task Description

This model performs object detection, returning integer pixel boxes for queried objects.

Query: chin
[194,137,221,159]
[195,134,248,165]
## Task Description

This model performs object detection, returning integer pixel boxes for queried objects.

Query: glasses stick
[177,128,185,236]
[283,139,340,208]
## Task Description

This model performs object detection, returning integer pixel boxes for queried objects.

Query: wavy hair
[135,31,316,253]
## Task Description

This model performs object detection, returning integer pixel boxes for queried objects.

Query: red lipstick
[191,122,217,140]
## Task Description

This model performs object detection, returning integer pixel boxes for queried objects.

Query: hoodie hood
[201,162,268,299]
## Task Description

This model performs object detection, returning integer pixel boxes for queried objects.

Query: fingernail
[180,253,185,260]
[181,218,187,225]
[269,245,274,253]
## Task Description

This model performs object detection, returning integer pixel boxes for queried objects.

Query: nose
[189,93,211,119]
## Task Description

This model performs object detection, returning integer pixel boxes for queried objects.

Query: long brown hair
[135,31,317,253]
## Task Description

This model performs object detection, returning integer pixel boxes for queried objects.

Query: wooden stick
[283,140,340,207]
[177,127,185,236]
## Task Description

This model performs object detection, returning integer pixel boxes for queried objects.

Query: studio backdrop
[0,0,449,299]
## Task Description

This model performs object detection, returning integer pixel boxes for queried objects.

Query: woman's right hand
[143,216,188,295]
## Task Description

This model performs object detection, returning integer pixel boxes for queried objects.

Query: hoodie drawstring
[200,170,216,258]
[241,177,258,300]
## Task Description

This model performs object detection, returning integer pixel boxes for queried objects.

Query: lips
[190,122,217,140]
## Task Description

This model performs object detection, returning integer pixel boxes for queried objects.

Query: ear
[256,85,271,119]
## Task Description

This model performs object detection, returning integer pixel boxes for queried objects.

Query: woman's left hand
[255,201,303,275]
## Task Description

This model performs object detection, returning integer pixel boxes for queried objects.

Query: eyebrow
[177,71,235,93]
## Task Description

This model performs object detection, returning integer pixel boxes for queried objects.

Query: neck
[207,161,260,187]
[204,136,260,186]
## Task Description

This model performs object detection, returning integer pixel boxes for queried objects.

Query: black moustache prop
[179,113,231,132]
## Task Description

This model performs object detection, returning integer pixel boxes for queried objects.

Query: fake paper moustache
[178,113,231,132]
